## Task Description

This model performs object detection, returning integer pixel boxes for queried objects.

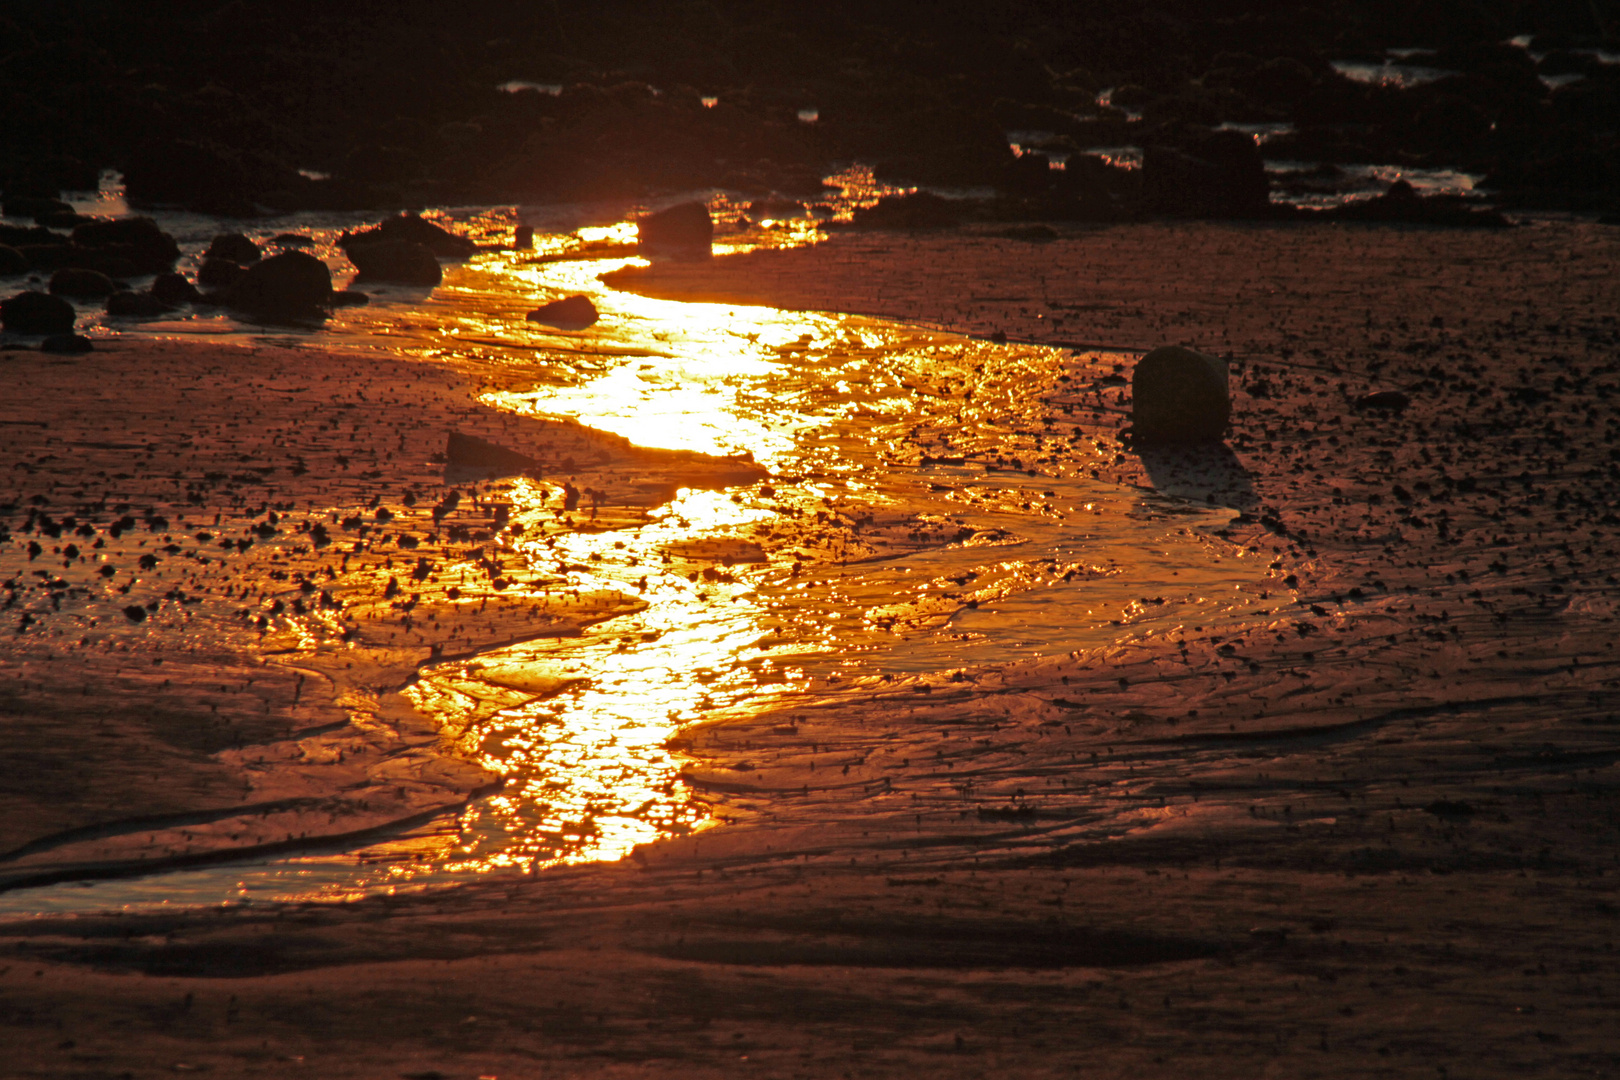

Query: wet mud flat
[0,337,762,894]
[4,219,1620,1077]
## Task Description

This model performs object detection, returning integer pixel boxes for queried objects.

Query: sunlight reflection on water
[0,171,1270,915]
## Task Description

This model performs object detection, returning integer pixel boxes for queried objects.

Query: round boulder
[206,232,262,264]
[346,239,441,285]
[151,272,201,306]
[1,290,76,333]
[0,245,27,275]
[48,267,116,298]
[1129,345,1230,443]
[226,250,333,317]
[198,257,245,288]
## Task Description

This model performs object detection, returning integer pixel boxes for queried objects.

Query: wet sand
[4,219,1620,1077]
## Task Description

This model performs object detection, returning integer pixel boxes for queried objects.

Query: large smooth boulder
[1130,346,1230,443]
[48,267,116,297]
[346,239,441,285]
[637,201,713,255]
[526,294,598,328]
[1,290,76,333]
[0,245,28,275]
[226,250,333,317]
[206,233,262,264]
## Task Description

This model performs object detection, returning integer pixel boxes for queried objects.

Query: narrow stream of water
[1,174,1271,915]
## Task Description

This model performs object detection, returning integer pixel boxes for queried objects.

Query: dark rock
[70,217,181,274]
[273,233,314,247]
[446,431,537,475]
[121,604,146,623]
[850,191,965,229]
[0,223,63,248]
[121,138,290,216]
[151,272,201,306]
[514,225,534,249]
[41,333,93,354]
[1354,389,1411,412]
[3,196,72,221]
[226,251,333,317]
[0,245,27,275]
[1142,131,1270,218]
[345,239,441,285]
[1,290,76,333]
[1320,181,1509,227]
[637,201,713,255]
[19,245,79,272]
[526,294,598,328]
[41,211,92,229]
[206,233,262,264]
[340,213,474,260]
[198,257,246,289]
[1129,346,1230,443]
[48,267,116,298]
[106,290,174,317]
[331,290,370,307]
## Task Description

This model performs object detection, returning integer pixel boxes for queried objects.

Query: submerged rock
[1354,389,1411,412]
[226,250,333,317]
[346,239,441,285]
[1129,345,1230,443]
[1,289,76,333]
[526,294,598,328]
[48,267,115,298]
[446,431,538,475]
[637,201,712,256]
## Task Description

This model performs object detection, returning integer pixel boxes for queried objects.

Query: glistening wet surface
[0,178,1272,914]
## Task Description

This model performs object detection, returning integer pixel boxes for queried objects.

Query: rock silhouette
[637,201,713,256]
[526,294,599,329]
[345,239,442,286]
[1,290,76,333]
[226,250,333,317]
